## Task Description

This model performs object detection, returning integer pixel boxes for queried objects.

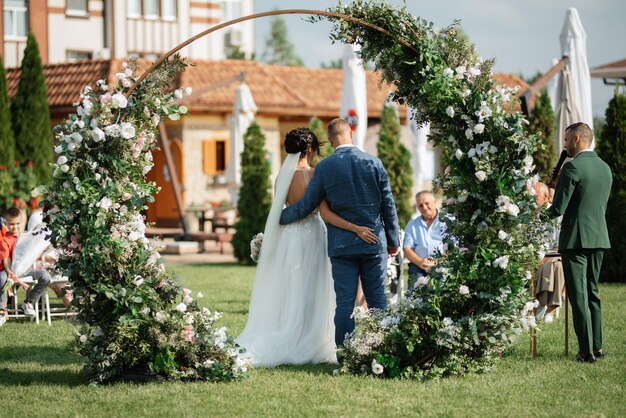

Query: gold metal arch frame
[126,8,418,97]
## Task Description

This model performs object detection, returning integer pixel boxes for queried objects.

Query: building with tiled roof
[590,58,626,83]
[6,58,533,227]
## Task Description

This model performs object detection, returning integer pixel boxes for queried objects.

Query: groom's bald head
[328,118,353,148]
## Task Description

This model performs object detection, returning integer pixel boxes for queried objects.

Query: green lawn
[1,263,625,417]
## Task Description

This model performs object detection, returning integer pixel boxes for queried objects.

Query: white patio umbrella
[559,7,594,144]
[226,82,257,206]
[408,111,435,192]
[340,44,367,150]
[555,64,582,152]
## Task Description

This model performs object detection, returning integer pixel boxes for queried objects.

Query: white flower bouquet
[250,232,263,263]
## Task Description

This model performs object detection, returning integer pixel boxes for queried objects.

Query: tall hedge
[596,89,626,282]
[377,103,413,226]
[308,116,333,165]
[526,89,557,180]
[11,32,53,185]
[232,122,272,263]
[0,55,14,168]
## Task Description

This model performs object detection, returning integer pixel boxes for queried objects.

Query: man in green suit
[548,122,612,363]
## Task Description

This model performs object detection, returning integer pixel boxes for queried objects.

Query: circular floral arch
[42,2,548,383]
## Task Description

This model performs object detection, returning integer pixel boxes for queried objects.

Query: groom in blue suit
[280,118,400,346]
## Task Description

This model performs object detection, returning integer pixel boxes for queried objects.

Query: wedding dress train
[236,154,337,367]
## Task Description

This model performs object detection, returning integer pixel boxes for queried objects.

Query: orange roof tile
[6,59,535,118]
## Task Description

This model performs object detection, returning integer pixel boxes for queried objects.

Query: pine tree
[596,88,626,282]
[11,32,53,185]
[526,89,557,180]
[0,55,14,168]
[262,16,303,67]
[377,103,413,227]
[232,122,272,263]
[308,116,333,165]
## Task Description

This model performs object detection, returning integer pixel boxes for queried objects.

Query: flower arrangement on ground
[40,57,247,383]
[316,1,554,379]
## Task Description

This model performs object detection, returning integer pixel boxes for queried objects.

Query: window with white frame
[66,0,88,15]
[3,0,28,39]
[143,0,159,18]
[220,0,242,22]
[67,50,92,62]
[127,0,141,17]
[162,0,177,19]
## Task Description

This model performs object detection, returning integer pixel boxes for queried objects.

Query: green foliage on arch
[315,0,552,379]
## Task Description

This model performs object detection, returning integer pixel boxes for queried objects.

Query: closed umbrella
[559,8,593,143]
[226,82,257,206]
[340,44,367,150]
[409,111,435,192]
[555,64,582,151]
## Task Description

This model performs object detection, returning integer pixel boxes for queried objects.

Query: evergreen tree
[262,16,303,67]
[11,32,53,185]
[0,55,14,168]
[526,89,557,180]
[596,88,626,282]
[377,103,413,226]
[308,116,333,165]
[232,122,272,263]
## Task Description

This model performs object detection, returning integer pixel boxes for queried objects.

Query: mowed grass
[0,263,625,418]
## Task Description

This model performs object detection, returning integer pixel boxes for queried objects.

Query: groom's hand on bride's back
[387,246,400,256]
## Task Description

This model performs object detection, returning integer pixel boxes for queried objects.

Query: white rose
[497,230,508,240]
[104,124,121,137]
[155,311,168,322]
[468,148,476,158]
[465,128,473,139]
[57,156,68,165]
[97,196,113,211]
[79,334,88,343]
[183,295,193,305]
[184,87,193,96]
[455,149,463,160]
[371,360,384,375]
[442,317,453,326]
[506,203,520,217]
[492,256,509,269]
[67,142,77,151]
[132,275,144,286]
[91,127,105,142]
[462,89,472,97]
[446,106,455,118]
[468,67,481,77]
[474,123,485,134]
[443,68,454,78]
[54,145,63,154]
[174,89,183,99]
[111,93,128,109]
[151,114,160,127]
[120,122,136,139]
[61,164,70,173]
[82,99,93,115]
[459,285,470,295]
[175,303,187,313]
[458,190,469,202]
[179,105,188,114]
[475,171,487,182]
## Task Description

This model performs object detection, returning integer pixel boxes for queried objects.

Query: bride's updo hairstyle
[284,127,320,158]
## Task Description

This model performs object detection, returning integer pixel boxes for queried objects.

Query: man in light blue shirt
[403,191,444,289]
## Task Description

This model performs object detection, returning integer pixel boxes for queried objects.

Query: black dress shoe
[593,350,605,359]
[575,353,596,363]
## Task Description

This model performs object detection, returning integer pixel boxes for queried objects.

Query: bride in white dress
[236,128,378,367]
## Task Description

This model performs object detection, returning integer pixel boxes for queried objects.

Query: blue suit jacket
[279,146,400,257]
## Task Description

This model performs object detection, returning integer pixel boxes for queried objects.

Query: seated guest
[0,207,51,321]
[403,191,444,289]
[26,208,72,307]
[533,182,565,323]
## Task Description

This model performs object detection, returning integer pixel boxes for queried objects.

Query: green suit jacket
[548,151,612,250]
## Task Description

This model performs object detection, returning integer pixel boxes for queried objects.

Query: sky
[253,0,626,118]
